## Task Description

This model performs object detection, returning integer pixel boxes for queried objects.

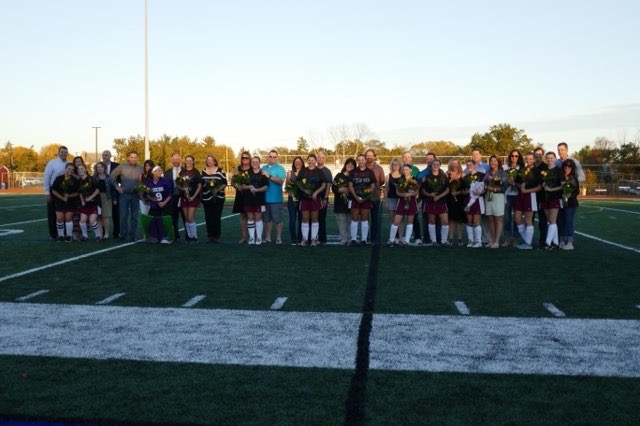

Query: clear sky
[1,0,639,158]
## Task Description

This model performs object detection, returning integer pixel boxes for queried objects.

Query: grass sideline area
[0,195,639,425]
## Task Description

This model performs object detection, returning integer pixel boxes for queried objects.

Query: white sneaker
[563,242,574,250]
[466,241,474,248]
[472,242,482,248]
[559,241,565,249]
[414,238,422,245]
[248,238,255,245]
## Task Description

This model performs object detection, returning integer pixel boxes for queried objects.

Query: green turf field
[0,194,639,425]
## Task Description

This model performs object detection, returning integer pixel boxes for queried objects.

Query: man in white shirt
[43,146,69,240]
[556,142,586,183]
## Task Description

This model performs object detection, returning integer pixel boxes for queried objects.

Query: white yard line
[598,206,640,216]
[0,214,239,284]
[270,297,288,310]
[182,295,206,308]
[454,301,470,315]
[543,302,566,318]
[1,303,639,378]
[96,293,127,305]
[0,218,47,227]
[0,203,45,210]
[15,289,49,301]
[574,230,640,254]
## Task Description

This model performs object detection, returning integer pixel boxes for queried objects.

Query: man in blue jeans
[110,151,144,241]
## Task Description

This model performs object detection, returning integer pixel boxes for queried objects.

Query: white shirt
[43,157,69,195]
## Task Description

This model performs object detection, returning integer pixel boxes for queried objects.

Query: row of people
[45,143,583,249]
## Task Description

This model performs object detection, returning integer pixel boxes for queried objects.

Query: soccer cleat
[414,238,422,245]
[57,236,64,242]
[299,240,308,247]
[440,241,452,248]
[65,236,72,242]
[386,241,395,247]
[350,240,358,246]
[80,236,88,242]
[310,240,317,247]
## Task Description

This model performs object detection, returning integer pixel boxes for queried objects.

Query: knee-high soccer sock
[517,224,526,241]
[56,222,65,237]
[301,222,310,242]
[311,222,319,241]
[79,223,88,238]
[428,224,437,243]
[525,226,534,245]
[350,221,358,241]
[255,220,264,242]
[91,221,102,238]
[474,226,482,244]
[546,224,558,246]
[191,223,198,240]
[247,220,255,242]
[360,221,369,242]
[466,225,474,243]
[65,221,73,237]
[441,225,449,244]
[404,224,413,244]
[389,224,398,242]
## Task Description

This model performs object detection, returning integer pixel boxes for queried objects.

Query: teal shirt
[261,163,286,203]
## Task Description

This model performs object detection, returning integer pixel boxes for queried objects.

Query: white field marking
[96,293,127,305]
[454,301,470,315]
[0,214,239,284]
[2,303,640,378]
[15,289,49,302]
[270,297,288,310]
[598,206,640,216]
[0,203,45,210]
[0,229,25,237]
[543,303,566,318]
[608,216,617,220]
[636,305,640,310]
[574,230,640,254]
[182,295,206,308]
[0,218,47,227]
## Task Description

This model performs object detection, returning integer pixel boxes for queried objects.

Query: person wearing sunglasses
[232,151,252,243]
[503,149,524,247]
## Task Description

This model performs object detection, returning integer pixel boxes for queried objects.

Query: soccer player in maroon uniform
[51,163,79,242]
[76,165,102,242]
[514,152,542,249]
[241,156,269,245]
[421,159,450,247]
[348,154,377,245]
[388,164,419,247]
[178,155,202,243]
[540,152,563,249]
[462,160,485,248]
[297,153,327,246]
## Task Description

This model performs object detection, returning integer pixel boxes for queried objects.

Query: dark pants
[412,212,421,241]
[170,196,186,240]
[537,208,548,247]
[47,199,57,239]
[318,203,328,243]
[287,197,299,243]
[203,199,224,239]
[112,197,120,238]
[149,207,169,240]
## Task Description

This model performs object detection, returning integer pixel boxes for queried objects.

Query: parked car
[20,177,43,187]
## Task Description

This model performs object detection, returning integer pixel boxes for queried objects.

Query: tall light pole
[144,0,150,160]
[92,126,101,163]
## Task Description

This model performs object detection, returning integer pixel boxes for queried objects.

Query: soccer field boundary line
[574,230,640,253]
[0,218,47,227]
[0,214,239,284]
[0,203,45,210]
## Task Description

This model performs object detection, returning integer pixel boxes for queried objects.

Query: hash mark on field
[182,295,206,308]
[96,293,126,305]
[544,302,566,318]
[454,301,470,315]
[270,297,288,310]
[16,289,50,301]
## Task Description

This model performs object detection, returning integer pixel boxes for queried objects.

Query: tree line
[2,124,639,182]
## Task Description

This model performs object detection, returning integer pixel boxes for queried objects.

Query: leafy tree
[466,123,534,156]
[1,142,39,172]
[410,141,462,156]
[576,137,617,165]
[37,144,62,171]
[295,137,309,154]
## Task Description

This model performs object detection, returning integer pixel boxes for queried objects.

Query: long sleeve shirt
[43,157,69,195]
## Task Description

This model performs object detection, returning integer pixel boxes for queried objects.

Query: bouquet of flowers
[333,175,350,202]
[296,178,315,197]
[424,176,443,201]
[207,177,226,194]
[507,167,519,185]
[540,169,557,201]
[285,181,299,201]
[396,177,419,209]
[136,183,153,200]
[78,179,93,195]
[449,179,461,202]
[464,181,485,212]
[487,175,502,201]
[231,172,249,188]
[357,189,372,201]
[561,180,575,205]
